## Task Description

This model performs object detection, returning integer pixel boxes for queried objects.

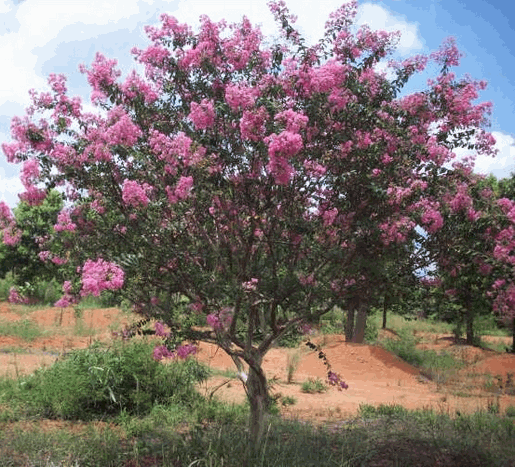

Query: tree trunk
[345,301,356,342]
[511,317,515,354]
[352,302,368,343]
[465,309,474,346]
[382,293,388,329]
[245,360,270,460]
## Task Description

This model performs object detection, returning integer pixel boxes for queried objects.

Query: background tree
[0,0,497,453]
[0,190,64,301]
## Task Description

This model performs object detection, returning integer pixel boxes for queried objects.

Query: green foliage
[1,339,210,420]
[0,271,14,301]
[300,377,328,394]
[0,191,64,287]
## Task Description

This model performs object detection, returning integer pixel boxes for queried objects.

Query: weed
[280,395,297,406]
[301,377,328,394]
[0,319,44,342]
[286,349,302,384]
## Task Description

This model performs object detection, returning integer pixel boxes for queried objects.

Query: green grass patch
[1,404,514,466]
[0,319,45,342]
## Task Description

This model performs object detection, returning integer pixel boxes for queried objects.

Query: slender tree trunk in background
[352,302,368,343]
[465,310,474,346]
[245,360,270,461]
[345,300,356,342]
[382,293,389,330]
[511,317,515,354]
[464,294,474,346]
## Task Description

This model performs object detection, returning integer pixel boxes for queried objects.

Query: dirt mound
[1,303,515,423]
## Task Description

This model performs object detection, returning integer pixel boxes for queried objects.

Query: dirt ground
[1,302,515,426]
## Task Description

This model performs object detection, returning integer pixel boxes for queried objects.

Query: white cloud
[356,3,424,55]
[0,166,23,209]
[474,131,515,180]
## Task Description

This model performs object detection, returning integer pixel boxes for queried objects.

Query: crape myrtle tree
[424,170,499,345]
[0,0,497,451]
[424,170,515,349]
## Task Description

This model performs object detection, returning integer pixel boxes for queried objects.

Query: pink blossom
[154,321,170,337]
[122,179,151,207]
[420,208,444,233]
[240,108,267,141]
[167,176,194,203]
[79,52,122,103]
[54,210,77,232]
[225,83,257,111]
[323,208,338,227]
[274,109,308,133]
[189,99,216,130]
[80,258,125,297]
[175,343,197,359]
[20,159,40,188]
[19,185,46,206]
[8,287,29,305]
[1,223,21,246]
[207,308,233,331]
[153,345,174,361]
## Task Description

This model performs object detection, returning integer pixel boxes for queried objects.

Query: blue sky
[1,0,513,208]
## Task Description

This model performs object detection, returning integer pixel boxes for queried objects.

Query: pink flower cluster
[327,370,349,390]
[153,343,197,361]
[379,216,416,246]
[166,176,194,203]
[240,108,267,142]
[225,83,257,111]
[122,179,151,207]
[54,210,77,232]
[8,287,29,305]
[154,321,170,337]
[265,131,303,185]
[55,281,77,308]
[80,258,125,297]
[189,99,216,130]
[79,52,122,103]
[207,308,233,332]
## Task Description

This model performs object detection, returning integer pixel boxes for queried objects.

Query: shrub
[301,378,328,394]
[5,339,210,420]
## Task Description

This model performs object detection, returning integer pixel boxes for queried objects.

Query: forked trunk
[245,360,270,460]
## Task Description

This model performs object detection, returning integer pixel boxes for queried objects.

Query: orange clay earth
[1,301,515,428]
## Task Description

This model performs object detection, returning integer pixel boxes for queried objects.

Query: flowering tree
[0,0,497,452]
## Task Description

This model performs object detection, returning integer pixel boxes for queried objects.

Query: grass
[0,401,514,466]
[0,319,45,342]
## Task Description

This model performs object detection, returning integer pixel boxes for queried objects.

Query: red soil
[1,302,515,425]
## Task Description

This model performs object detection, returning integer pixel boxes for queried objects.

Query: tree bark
[352,302,368,343]
[465,310,474,346]
[245,359,270,460]
[345,300,356,342]
[511,317,515,354]
[382,293,388,329]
